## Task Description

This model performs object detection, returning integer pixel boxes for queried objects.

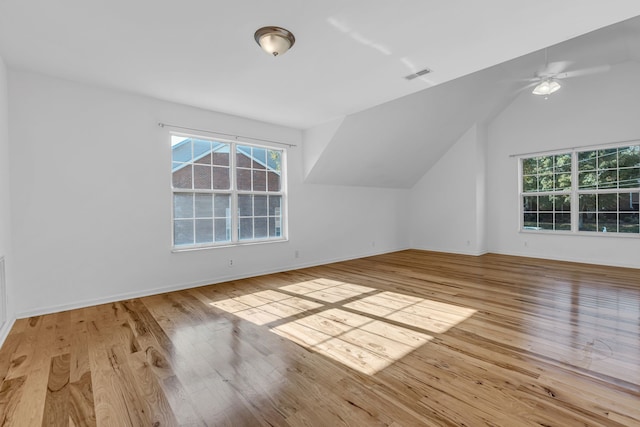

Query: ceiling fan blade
[557,64,611,79]
[510,81,538,97]
[543,60,573,76]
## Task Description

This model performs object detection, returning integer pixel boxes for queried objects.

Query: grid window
[172,135,285,248]
[520,144,640,235]
[521,153,571,231]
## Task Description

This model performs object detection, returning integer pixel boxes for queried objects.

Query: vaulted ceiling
[1,1,640,188]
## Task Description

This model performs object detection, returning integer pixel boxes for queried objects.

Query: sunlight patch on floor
[209,278,476,375]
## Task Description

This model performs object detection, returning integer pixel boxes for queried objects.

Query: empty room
[0,1,639,426]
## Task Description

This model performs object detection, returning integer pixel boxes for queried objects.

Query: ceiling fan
[524,48,610,99]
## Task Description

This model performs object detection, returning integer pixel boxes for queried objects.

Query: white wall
[409,124,487,255]
[487,61,640,268]
[8,70,410,317]
[0,56,14,339]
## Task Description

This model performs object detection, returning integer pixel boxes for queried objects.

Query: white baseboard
[0,316,16,348]
[410,245,489,257]
[15,246,409,319]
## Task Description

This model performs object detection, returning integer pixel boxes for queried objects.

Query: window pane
[213,151,229,166]
[254,195,268,216]
[174,194,193,218]
[598,213,618,232]
[554,154,571,173]
[523,175,537,192]
[174,220,194,245]
[619,213,639,233]
[598,169,618,188]
[555,213,571,230]
[193,139,212,161]
[195,219,213,243]
[557,196,571,212]
[618,193,635,212]
[522,158,537,175]
[173,164,193,189]
[598,193,617,211]
[212,166,230,190]
[194,194,213,218]
[523,213,538,228]
[523,196,537,211]
[269,195,282,216]
[539,213,553,230]
[237,169,251,191]
[172,139,192,163]
[554,173,571,191]
[253,148,266,169]
[254,218,268,238]
[193,165,212,189]
[268,150,282,172]
[268,171,281,192]
[194,152,212,165]
[239,218,253,240]
[539,196,553,211]
[214,218,230,242]
[619,167,640,189]
[578,171,596,189]
[578,151,596,171]
[537,156,554,175]
[538,174,554,192]
[253,170,267,191]
[236,146,252,167]
[618,146,640,167]
[579,212,597,231]
[598,149,617,169]
[238,195,253,217]
[579,194,596,211]
[214,194,230,218]
[269,217,281,237]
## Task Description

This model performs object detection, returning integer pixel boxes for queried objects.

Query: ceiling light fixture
[532,78,561,99]
[254,26,295,57]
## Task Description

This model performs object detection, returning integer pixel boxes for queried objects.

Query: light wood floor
[0,250,639,426]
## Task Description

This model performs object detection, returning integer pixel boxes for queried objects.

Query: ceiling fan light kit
[532,78,562,97]
[254,26,295,57]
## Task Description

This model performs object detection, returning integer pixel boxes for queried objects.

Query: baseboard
[410,245,489,257]
[488,248,640,270]
[15,246,409,319]
[0,316,16,348]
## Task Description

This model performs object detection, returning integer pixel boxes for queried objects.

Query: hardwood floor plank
[42,353,70,427]
[0,250,638,425]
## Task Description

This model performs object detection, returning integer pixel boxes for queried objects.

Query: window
[171,135,285,248]
[520,144,639,234]
[522,153,572,230]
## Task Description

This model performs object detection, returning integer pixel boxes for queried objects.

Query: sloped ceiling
[304,15,640,188]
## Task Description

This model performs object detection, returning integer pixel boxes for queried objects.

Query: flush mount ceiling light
[254,26,295,57]
[532,78,561,98]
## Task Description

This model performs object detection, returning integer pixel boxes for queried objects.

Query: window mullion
[230,142,239,243]
[571,150,579,233]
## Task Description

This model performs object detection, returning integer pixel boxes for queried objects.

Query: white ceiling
[1,1,640,130]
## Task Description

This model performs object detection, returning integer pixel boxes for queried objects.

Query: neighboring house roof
[171,138,281,174]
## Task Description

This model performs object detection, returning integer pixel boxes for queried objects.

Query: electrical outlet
[294,250,300,259]
[228,259,233,267]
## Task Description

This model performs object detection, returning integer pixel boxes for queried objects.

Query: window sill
[519,229,640,239]
[171,237,289,253]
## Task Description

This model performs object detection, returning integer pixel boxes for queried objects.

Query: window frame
[519,142,640,237]
[171,132,288,251]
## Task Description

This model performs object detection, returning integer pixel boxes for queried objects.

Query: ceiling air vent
[404,68,432,80]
